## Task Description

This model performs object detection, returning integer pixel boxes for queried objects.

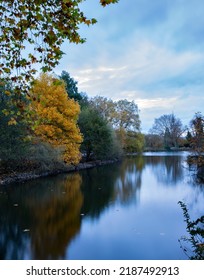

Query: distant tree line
[145,111,204,182]
[145,113,187,150]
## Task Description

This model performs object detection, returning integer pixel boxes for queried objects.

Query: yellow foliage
[5,90,11,96]
[28,73,82,164]
[8,117,17,126]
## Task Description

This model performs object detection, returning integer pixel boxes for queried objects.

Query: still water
[0,152,204,260]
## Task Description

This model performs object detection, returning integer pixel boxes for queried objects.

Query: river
[0,152,203,260]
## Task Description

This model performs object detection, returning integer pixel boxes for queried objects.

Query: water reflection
[79,166,117,218]
[29,174,83,259]
[0,153,204,260]
[0,185,31,259]
[80,157,144,218]
[113,157,144,205]
[0,174,83,259]
[144,155,184,186]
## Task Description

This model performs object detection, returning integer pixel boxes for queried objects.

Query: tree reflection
[28,174,83,259]
[0,182,35,259]
[145,155,184,186]
[80,165,118,218]
[0,154,194,260]
[80,158,145,218]
[0,173,83,260]
[113,156,144,205]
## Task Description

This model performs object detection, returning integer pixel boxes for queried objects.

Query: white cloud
[54,0,204,132]
[135,97,179,109]
[69,39,202,98]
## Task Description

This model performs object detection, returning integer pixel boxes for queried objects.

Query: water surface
[0,152,203,260]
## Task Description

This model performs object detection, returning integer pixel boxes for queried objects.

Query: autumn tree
[113,99,141,131]
[0,0,119,98]
[90,96,140,131]
[90,96,143,153]
[89,96,116,123]
[0,78,68,174]
[28,73,82,164]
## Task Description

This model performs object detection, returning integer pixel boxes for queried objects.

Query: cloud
[135,97,179,110]
[139,90,204,132]
[68,39,203,98]
[54,0,204,132]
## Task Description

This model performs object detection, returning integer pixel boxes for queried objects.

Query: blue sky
[55,0,204,133]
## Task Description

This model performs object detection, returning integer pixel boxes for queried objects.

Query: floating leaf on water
[13,204,18,207]
[23,229,30,232]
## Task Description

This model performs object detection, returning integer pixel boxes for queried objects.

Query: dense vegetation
[0,71,144,177]
[0,71,204,181]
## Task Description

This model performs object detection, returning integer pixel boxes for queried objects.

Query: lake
[0,152,203,260]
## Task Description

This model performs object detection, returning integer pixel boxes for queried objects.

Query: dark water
[0,152,204,260]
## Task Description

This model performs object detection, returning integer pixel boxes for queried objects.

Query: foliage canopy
[0,0,119,96]
[90,96,141,132]
[89,96,143,153]
[28,73,82,164]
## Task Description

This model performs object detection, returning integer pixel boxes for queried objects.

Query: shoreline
[0,150,198,186]
[0,158,120,186]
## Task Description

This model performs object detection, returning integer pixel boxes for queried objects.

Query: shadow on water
[0,152,203,259]
[0,174,83,259]
[144,155,184,186]
[80,157,145,219]
[0,159,144,259]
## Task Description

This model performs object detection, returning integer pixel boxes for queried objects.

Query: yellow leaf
[5,90,11,96]
[8,118,17,125]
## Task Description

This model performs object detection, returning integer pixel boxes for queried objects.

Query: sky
[55,0,204,133]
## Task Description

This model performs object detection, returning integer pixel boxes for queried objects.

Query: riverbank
[0,158,119,186]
